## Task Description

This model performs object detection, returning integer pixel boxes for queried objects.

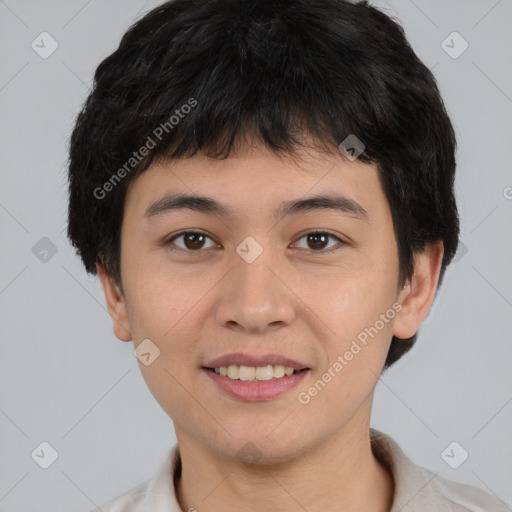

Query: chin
[215,431,312,467]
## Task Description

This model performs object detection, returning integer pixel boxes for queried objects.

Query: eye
[165,231,218,252]
[292,231,345,252]
[164,230,345,253]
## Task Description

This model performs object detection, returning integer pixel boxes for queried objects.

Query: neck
[174,406,394,512]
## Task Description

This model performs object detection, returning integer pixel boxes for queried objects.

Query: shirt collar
[142,442,182,511]
[370,428,438,511]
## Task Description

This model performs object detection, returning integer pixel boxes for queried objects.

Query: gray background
[0,0,511,510]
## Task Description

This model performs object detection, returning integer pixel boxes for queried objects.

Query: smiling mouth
[203,365,309,381]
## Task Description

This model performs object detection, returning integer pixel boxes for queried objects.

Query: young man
[67,0,508,510]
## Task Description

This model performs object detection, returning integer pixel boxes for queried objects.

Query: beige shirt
[89,429,509,511]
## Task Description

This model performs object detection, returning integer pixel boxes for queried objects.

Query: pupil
[185,233,204,250]
[308,233,327,250]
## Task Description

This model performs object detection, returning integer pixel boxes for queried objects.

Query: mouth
[201,354,311,401]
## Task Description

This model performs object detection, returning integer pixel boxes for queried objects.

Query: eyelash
[164,230,346,254]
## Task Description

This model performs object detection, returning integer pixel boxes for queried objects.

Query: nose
[214,246,296,334]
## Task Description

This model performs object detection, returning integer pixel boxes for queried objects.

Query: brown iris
[183,233,206,250]
[306,233,329,250]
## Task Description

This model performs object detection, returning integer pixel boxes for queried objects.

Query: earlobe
[392,241,444,340]
[96,262,133,342]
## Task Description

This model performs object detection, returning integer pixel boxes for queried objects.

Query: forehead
[124,145,387,222]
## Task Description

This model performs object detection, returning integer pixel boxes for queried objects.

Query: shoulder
[370,429,510,511]
[86,443,181,512]
[86,480,150,512]
[429,473,509,511]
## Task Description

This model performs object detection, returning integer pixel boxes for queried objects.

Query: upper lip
[203,353,309,370]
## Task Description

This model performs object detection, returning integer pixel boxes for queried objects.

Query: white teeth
[255,365,273,381]
[213,364,299,381]
[273,365,285,378]
[227,365,239,379]
[239,366,256,381]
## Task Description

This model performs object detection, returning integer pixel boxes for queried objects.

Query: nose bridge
[236,250,276,296]
[233,233,278,288]
[215,238,295,332]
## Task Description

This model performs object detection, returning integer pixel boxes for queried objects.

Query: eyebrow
[144,193,369,222]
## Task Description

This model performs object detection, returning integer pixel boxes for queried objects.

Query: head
[67,0,459,462]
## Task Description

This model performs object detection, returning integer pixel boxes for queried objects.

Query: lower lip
[202,368,310,401]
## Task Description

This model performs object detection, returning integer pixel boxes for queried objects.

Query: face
[100,142,435,464]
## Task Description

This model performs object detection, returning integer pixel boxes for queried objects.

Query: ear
[96,261,132,342]
[393,241,444,340]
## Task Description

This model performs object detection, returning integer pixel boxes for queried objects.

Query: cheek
[123,264,212,397]
[122,248,208,340]
[302,263,399,412]
[297,279,397,424]
[314,263,397,343]
[124,280,204,425]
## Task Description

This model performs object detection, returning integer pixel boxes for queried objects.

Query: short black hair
[66,0,459,368]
